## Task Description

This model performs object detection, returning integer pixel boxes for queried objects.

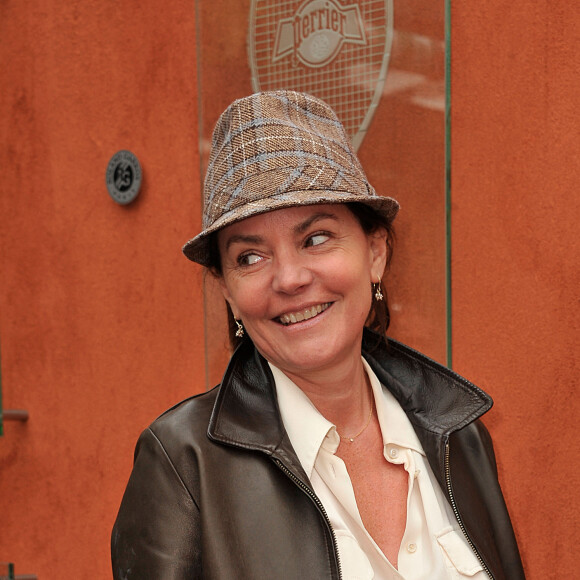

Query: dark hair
[346,202,395,339]
[207,202,395,350]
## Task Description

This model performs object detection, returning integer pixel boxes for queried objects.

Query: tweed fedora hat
[182,90,399,265]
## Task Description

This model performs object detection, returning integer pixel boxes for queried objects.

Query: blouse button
[407,543,417,553]
[388,446,399,459]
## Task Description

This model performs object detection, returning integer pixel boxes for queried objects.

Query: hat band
[203,162,373,229]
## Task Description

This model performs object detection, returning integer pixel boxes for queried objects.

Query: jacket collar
[361,332,493,436]
[207,338,310,481]
[208,329,493,463]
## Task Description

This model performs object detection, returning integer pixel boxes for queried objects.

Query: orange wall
[451,2,579,578]
[0,1,203,577]
[0,1,577,578]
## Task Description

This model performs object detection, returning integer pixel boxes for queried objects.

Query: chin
[269,344,351,375]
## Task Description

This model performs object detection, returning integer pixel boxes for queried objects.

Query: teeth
[279,303,330,325]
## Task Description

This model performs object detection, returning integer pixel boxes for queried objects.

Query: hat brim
[182,191,399,266]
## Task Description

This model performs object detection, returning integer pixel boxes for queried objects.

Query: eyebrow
[224,233,264,252]
[293,211,339,234]
[223,211,340,252]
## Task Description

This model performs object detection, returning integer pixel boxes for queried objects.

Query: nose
[271,252,314,295]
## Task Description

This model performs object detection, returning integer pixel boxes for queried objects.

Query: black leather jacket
[112,331,525,579]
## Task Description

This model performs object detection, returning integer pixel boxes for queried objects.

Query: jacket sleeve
[111,428,201,579]
[473,419,499,478]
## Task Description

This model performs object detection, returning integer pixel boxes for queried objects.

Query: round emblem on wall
[105,150,143,205]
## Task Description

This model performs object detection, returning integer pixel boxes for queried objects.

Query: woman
[112,91,524,579]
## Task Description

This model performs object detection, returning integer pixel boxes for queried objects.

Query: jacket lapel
[207,339,310,483]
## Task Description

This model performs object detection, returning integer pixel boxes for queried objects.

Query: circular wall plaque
[105,150,142,205]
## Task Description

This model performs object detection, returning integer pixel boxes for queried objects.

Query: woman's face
[217,204,387,379]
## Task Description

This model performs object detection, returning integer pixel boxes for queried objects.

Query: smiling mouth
[278,303,331,326]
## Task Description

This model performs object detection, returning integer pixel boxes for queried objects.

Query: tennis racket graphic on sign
[249,0,393,150]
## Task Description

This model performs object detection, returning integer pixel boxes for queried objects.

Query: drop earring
[373,277,383,301]
[235,319,245,338]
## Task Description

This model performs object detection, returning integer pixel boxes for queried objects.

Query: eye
[237,252,263,266]
[305,232,330,247]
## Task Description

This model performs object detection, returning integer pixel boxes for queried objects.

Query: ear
[216,276,241,319]
[368,227,388,281]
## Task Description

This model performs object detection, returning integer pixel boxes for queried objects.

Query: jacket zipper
[274,458,342,580]
[444,441,494,579]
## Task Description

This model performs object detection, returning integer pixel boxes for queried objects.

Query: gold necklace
[338,395,374,443]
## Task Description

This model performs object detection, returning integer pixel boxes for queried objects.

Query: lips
[278,303,331,325]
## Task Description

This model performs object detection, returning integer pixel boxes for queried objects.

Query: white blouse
[269,359,487,580]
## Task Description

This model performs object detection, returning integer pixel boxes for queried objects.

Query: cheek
[223,278,268,320]
[353,279,373,318]
[341,260,373,311]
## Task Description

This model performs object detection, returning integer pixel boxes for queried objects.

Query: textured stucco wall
[0,1,203,577]
[0,1,578,578]
[451,2,579,578]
